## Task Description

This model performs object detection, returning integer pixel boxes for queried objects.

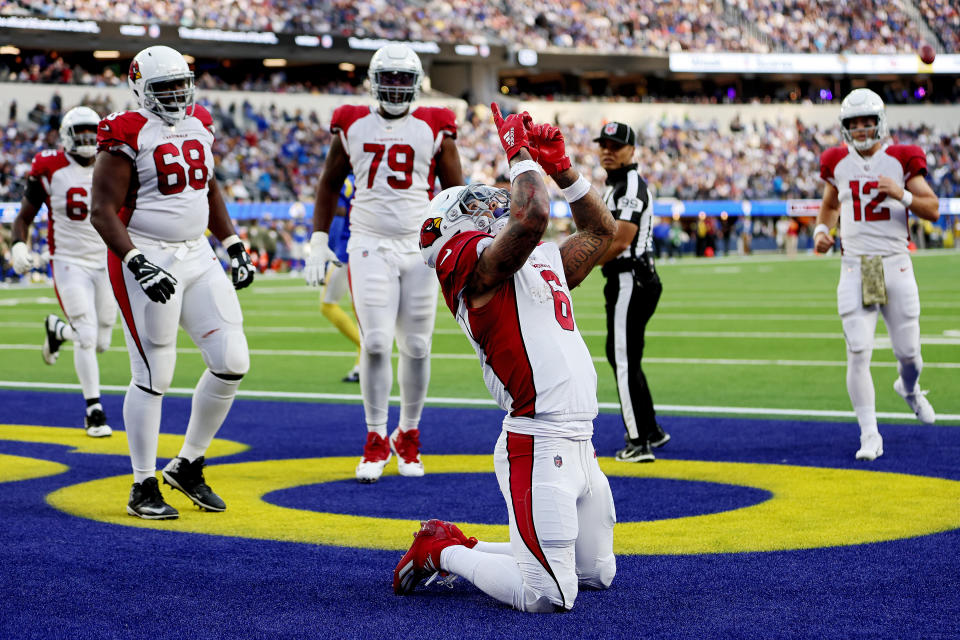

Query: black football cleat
[42,314,66,365]
[162,456,226,511]
[649,423,671,449]
[84,408,112,438]
[127,477,178,520]
[615,438,655,463]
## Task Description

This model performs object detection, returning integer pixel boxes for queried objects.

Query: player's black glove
[226,239,254,290]
[126,252,177,303]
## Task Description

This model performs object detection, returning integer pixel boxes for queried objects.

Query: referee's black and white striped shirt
[601,163,654,262]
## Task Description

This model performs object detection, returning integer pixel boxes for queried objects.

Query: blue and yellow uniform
[327,174,354,264]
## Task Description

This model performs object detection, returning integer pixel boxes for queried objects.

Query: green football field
[1,250,958,423]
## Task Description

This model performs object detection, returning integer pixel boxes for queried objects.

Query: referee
[594,122,670,462]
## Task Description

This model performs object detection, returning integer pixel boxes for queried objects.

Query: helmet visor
[374,70,417,105]
[146,74,196,120]
[457,185,510,234]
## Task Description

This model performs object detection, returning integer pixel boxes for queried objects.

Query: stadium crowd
[1,0,953,54]
[2,96,959,207]
[739,0,927,54]
[0,54,365,95]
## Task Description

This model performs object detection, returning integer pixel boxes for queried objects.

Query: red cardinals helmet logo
[419,217,444,250]
[129,61,142,82]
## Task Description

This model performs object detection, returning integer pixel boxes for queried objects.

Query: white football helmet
[368,44,423,116]
[59,106,100,158]
[419,184,511,268]
[128,45,195,125]
[839,88,887,151]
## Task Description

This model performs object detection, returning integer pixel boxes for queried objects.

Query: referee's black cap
[593,121,636,146]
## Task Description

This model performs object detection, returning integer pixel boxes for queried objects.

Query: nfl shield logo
[604,122,618,135]
[362,250,369,258]
[554,455,562,468]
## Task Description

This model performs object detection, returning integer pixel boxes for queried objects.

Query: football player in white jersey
[393,106,618,612]
[90,45,255,519]
[814,88,940,461]
[305,43,464,483]
[10,106,117,438]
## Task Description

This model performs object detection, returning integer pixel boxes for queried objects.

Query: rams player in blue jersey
[321,175,362,382]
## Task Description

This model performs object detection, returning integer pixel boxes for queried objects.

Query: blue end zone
[1,390,958,639]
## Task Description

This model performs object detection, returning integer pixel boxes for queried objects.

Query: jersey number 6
[540,270,575,331]
[154,140,209,195]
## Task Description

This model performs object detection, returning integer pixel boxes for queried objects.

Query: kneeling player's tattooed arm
[554,168,616,290]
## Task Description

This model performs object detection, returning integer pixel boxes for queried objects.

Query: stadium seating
[3,0,955,53]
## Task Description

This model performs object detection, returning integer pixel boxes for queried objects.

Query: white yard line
[1,343,959,365]
[0,379,956,422]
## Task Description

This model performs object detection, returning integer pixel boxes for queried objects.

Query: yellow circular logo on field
[5,424,960,555]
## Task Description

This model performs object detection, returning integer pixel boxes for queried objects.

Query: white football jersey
[28,150,104,268]
[820,142,927,256]
[436,231,598,437]
[331,105,456,241]
[97,105,216,242]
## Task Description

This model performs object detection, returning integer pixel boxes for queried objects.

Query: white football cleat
[893,378,935,425]
[855,433,883,461]
[356,432,391,483]
[390,427,425,477]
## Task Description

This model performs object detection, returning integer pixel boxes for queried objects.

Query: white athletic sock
[360,349,392,430]
[73,344,100,400]
[124,383,163,484]
[854,405,879,437]
[397,352,429,430]
[897,356,922,393]
[846,348,876,434]
[441,545,525,609]
[179,370,241,461]
[59,322,76,341]
[474,541,513,555]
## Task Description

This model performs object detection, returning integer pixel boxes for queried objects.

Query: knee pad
[399,333,430,360]
[363,329,392,356]
[520,586,567,613]
[71,317,97,351]
[215,329,250,376]
[889,319,921,361]
[580,555,616,590]
[96,322,113,353]
[841,314,873,354]
[134,353,175,395]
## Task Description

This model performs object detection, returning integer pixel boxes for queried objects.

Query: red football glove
[530,123,571,176]
[491,103,536,160]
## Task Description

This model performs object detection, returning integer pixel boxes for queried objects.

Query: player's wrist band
[310,231,329,244]
[122,248,142,265]
[509,159,541,183]
[813,223,831,237]
[562,175,591,203]
[221,234,242,249]
[900,190,914,209]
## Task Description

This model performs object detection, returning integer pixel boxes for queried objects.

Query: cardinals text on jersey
[436,231,598,436]
[29,150,104,267]
[820,143,926,256]
[96,105,216,242]
[330,105,456,239]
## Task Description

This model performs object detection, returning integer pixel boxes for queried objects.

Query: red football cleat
[392,519,477,595]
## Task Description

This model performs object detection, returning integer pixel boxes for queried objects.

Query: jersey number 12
[849,180,891,222]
